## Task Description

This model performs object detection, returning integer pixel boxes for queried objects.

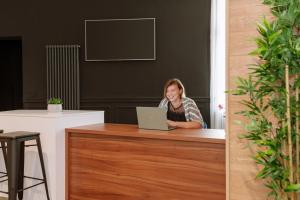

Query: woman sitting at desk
[159,78,204,129]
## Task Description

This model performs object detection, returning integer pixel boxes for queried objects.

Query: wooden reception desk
[66,123,225,200]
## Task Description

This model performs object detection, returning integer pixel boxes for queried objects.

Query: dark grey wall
[0,0,211,125]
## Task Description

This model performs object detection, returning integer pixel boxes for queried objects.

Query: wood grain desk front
[66,123,225,200]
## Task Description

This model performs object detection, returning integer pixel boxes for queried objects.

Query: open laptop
[136,107,175,131]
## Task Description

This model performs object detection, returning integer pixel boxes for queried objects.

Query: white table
[0,110,104,200]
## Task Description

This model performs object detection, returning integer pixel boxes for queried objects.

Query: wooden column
[227,0,271,199]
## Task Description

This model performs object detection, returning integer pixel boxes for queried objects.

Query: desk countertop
[0,110,104,118]
[66,123,225,144]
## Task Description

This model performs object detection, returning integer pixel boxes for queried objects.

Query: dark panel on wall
[0,0,211,125]
[85,18,156,61]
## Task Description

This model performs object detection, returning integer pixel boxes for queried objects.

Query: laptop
[136,107,175,131]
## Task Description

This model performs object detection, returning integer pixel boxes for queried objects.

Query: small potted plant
[47,97,63,112]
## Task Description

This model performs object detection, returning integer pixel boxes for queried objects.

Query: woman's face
[166,84,182,102]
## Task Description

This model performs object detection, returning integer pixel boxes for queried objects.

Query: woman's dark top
[167,102,187,122]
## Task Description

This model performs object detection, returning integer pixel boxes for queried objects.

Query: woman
[159,78,204,129]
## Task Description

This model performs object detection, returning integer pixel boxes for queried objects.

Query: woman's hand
[167,120,177,128]
[167,120,202,129]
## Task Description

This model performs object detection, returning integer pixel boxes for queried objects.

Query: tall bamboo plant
[232,0,300,199]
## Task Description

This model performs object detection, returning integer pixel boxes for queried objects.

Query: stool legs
[7,139,20,200]
[17,141,25,200]
[36,137,50,200]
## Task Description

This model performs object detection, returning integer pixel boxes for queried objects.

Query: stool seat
[0,132,39,139]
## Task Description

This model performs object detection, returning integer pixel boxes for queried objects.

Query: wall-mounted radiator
[46,45,80,110]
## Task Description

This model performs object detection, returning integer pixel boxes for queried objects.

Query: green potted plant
[47,97,63,112]
[231,0,300,199]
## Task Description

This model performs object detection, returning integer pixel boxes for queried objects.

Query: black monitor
[85,18,156,61]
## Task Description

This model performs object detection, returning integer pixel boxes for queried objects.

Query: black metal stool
[0,131,50,200]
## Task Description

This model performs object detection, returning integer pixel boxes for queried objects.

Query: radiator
[46,45,80,110]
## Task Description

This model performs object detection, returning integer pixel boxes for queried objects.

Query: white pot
[47,104,63,112]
